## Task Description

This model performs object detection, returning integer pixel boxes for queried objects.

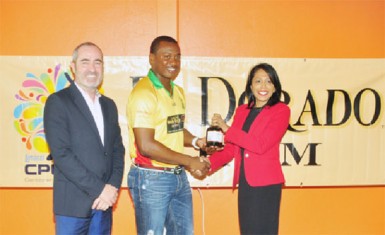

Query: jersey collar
[148,69,175,96]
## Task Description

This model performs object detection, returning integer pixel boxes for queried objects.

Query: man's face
[150,41,181,81]
[71,45,104,92]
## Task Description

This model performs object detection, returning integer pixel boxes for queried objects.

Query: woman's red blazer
[209,102,290,187]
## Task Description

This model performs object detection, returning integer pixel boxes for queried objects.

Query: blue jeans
[55,209,112,235]
[128,165,194,235]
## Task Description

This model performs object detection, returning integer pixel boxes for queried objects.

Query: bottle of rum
[206,125,224,148]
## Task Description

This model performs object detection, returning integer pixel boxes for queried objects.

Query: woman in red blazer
[208,63,290,235]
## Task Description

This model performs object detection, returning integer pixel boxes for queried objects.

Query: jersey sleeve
[127,83,157,129]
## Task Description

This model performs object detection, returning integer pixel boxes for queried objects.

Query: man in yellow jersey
[127,36,209,235]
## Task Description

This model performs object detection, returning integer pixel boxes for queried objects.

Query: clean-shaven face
[150,41,181,81]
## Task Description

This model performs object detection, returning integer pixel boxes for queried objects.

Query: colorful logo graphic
[13,64,72,153]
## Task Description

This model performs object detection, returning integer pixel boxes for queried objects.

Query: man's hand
[195,137,206,149]
[192,156,212,179]
[188,156,210,178]
[100,184,118,205]
[204,145,223,155]
[92,197,110,211]
[92,184,118,211]
[196,136,223,155]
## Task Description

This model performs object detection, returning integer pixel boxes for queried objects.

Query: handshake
[187,156,212,179]
[187,113,227,179]
[186,137,223,179]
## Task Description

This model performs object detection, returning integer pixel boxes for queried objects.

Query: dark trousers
[238,170,282,235]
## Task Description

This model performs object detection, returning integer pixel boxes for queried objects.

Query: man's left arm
[183,128,205,149]
[108,129,125,188]
[107,102,125,189]
[95,101,125,209]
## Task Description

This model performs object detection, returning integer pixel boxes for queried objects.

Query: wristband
[192,137,199,149]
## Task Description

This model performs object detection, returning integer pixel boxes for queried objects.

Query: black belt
[134,163,183,175]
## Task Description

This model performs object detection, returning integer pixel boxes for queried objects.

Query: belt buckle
[173,166,182,175]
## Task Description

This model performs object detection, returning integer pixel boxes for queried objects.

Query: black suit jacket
[44,83,125,217]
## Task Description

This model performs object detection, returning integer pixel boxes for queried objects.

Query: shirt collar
[74,82,101,102]
[148,69,174,94]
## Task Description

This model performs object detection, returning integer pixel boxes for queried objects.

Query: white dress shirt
[75,82,104,145]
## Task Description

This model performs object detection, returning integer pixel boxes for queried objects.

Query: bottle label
[207,131,223,143]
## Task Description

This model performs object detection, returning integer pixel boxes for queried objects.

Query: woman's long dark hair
[245,63,282,109]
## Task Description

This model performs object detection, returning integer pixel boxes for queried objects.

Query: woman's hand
[212,113,229,133]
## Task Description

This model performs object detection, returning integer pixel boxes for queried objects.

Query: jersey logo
[167,114,184,133]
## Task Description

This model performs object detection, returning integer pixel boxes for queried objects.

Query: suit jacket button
[104,152,108,156]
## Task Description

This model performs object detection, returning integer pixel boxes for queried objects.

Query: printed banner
[0,56,384,187]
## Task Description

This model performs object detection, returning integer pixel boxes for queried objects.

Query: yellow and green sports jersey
[127,69,186,167]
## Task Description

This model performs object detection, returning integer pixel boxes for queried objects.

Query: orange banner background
[1,1,384,234]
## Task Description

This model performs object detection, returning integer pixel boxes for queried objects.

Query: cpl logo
[13,64,71,154]
[13,63,104,176]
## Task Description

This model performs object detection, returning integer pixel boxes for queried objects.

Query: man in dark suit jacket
[44,42,125,235]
